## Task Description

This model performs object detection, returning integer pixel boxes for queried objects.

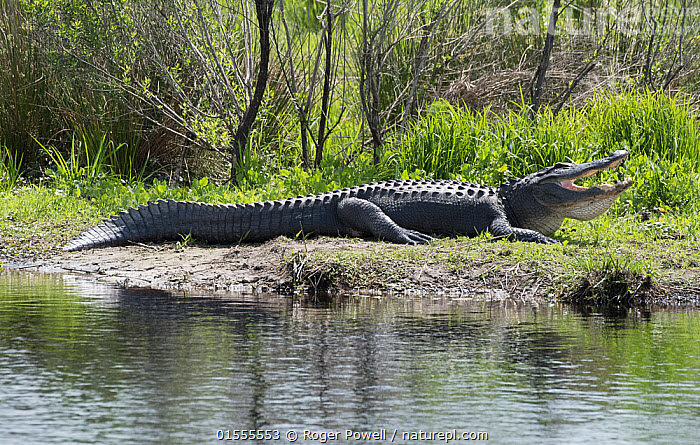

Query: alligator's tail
[63,198,323,252]
[64,200,234,251]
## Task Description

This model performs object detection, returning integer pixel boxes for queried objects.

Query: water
[0,271,698,444]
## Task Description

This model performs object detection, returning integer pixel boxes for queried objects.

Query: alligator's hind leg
[336,197,432,245]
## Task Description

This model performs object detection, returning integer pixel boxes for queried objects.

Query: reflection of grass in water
[0,272,91,352]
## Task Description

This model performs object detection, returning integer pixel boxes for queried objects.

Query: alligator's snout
[603,150,629,170]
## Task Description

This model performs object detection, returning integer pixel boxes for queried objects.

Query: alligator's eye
[552,162,572,169]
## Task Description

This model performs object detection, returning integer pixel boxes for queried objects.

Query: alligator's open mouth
[514,150,634,234]
[559,177,633,193]
[558,152,632,195]
[531,150,634,222]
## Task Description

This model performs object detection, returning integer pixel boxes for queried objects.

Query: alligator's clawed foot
[399,229,433,245]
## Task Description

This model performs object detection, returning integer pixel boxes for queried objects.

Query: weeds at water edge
[563,253,660,306]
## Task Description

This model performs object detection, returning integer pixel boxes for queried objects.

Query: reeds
[35,134,129,197]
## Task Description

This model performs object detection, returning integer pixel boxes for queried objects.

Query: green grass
[0,186,101,255]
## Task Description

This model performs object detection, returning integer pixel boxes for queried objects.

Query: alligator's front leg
[490,218,558,244]
[507,227,558,244]
[336,197,432,245]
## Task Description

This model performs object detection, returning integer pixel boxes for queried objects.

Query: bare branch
[662,0,687,89]
[529,0,561,118]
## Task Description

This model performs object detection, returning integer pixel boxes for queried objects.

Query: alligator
[64,150,632,251]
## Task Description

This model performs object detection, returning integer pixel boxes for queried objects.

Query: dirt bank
[10,238,300,293]
[3,236,699,306]
[3,236,533,296]
[11,237,502,295]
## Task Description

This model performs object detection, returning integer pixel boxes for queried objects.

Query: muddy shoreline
[2,236,699,307]
[2,237,535,297]
[5,238,299,293]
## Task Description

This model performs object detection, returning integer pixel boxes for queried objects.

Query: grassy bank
[285,216,699,305]
[2,91,700,306]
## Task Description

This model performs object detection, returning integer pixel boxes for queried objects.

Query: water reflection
[0,271,698,444]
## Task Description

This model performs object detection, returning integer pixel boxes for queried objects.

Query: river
[0,271,698,444]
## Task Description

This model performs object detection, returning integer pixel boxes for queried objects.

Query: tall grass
[383,100,590,184]
[587,91,700,212]
[0,0,55,163]
[384,100,596,183]
[35,134,129,197]
[0,143,22,191]
[385,91,700,214]
[587,92,700,162]
[73,117,147,182]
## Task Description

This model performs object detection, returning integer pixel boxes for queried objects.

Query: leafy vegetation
[387,91,700,214]
[1,0,698,184]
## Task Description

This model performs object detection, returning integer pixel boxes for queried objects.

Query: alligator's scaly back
[65,179,485,251]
